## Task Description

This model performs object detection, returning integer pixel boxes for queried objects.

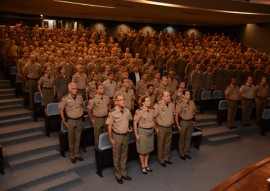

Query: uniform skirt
[41,88,54,106]
[136,127,154,154]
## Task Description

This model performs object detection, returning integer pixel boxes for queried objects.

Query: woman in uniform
[134,96,155,174]
[38,67,55,113]
[55,66,70,102]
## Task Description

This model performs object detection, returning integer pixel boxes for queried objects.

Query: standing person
[38,67,55,113]
[154,91,175,167]
[156,77,171,102]
[85,73,100,102]
[55,66,70,102]
[103,72,117,103]
[225,77,240,129]
[172,81,186,105]
[88,84,110,148]
[134,96,155,174]
[175,90,196,160]
[240,77,256,126]
[255,76,269,124]
[72,64,88,100]
[105,95,133,184]
[59,83,84,163]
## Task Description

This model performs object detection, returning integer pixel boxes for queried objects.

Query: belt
[94,116,107,118]
[181,119,192,121]
[243,97,254,100]
[42,87,53,89]
[139,127,153,129]
[28,78,39,80]
[113,130,128,136]
[68,116,82,120]
[157,125,172,128]
[257,96,267,99]
[229,99,239,102]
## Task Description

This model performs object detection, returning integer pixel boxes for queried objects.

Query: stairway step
[0,88,14,94]
[0,108,32,120]
[194,121,218,129]
[235,125,260,135]
[26,172,81,191]
[0,97,24,106]
[8,150,59,170]
[0,121,44,138]
[0,83,11,88]
[0,116,33,127]
[0,79,10,85]
[0,131,44,146]
[3,135,59,160]
[0,103,24,111]
[0,93,15,99]
[206,133,241,143]
[0,147,95,191]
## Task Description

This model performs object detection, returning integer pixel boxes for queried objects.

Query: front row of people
[60,82,196,184]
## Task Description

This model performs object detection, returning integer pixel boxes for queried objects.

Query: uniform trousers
[67,119,83,159]
[28,78,39,110]
[256,97,267,123]
[93,116,107,149]
[227,100,238,127]
[179,120,193,157]
[157,125,172,163]
[242,98,254,125]
[112,132,129,179]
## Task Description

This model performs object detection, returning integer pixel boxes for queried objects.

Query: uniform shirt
[35,53,49,67]
[60,62,75,77]
[103,80,116,98]
[136,80,149,97]
[88,94,110,117]
[17,58,30,74]
[172,88,184,105]
[139,91,156,107]
[225,84,240,101]
[38,75,55,88]
[176,99,196,121]
[114,88,135,110]
[85,81,98,99]
[72,73,88,90]
[106,107,132,134]
[154,100,175,127]
[24,62,42,79]
[59,94,84,119]
[240,83,256,99]
[167,78,178,93]
[256,83,269,98]
[156,85,171,102]
[151,79,160,89]
[44,62,59,77]
[134,107,155,128]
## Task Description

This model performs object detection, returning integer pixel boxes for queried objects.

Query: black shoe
[160,162,166,167]
[185,155,192,159]
[145,166,153,172]
[70,158,76,163]
[141,168,147,174]
[165,160,173,165]
[122,176,132,181]
[75,157,84,161]
[180,156,186,160]
[116,177,123,184]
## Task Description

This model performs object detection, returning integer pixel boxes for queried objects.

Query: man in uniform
[85,73,99,102]
[88,84,110,148]
[190,64,204,102]
[167,71,178,93]
[175,90,196,160]
[44,55,59,77]
[240,77,256,126]
[154,91,175,167]
[225,77,240,129]
[135,72,149,101]
[60,83,84,163]
[255,76,269,124]
[156,77,171,102]
[24,54,43,110]
[103,72,117,104]
[72,64,88,100]
[106,95,133,184]
[139,84,156,107]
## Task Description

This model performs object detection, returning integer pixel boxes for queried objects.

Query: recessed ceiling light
[53,0,115,9]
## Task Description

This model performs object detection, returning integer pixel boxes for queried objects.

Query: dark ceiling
[1,0,270,26]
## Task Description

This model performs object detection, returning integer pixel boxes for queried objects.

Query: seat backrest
[83,115,93,129]
[212,90,223,99]
[98,132,112,150]
[176,76,182,83]
[262,109,270,120]
[163,70,168,77]
[47,103,60,116]
[84,101,88,112]
[10,67,18,75]
[16,74,22,83]
[34,92,42,103]
[129,132,136,143]
[201,91,211,100]
[186,84,192,91]
[218,100,227,110]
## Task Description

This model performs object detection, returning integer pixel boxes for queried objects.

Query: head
[76,64,83,74]
[179,81,186,89]
[162,91,171,103]
[161,77,168,86]
[107,72,114,81]
[96,84,105,95]
[114,95,125,108]
[142,73,148,81]
[169,71,175,78]
[68,83,77,96]
[141,96,151,107]
[44,67,51,76]
[261,76,267,85]
[93,73,99,82]
[183,90,191,100]
[121,78,130,89]
[30,54,36,62]
[147,84,154,94]
[231,77,236,85]
[133,65,140,72]
[247,76,253,85]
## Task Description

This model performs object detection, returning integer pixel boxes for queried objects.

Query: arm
[60,107,70,129]
[107,125,115,147]
[175,113,181,131]
[87,108,96,125]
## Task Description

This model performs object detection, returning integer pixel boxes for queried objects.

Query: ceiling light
[53,0,115,9]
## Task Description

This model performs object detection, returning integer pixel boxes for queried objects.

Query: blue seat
[9,67,18,88]
[33,92,43,121]
[217,100,228,125]
[176,76,182,83]
[200,91,212,114]
[218,100,227,110]
[212,90,223,99]
[163,70,168,77]
[45,103,61,137]
[98,133,111,151]
[83,100,88,114]
[261,109,270,136]
[81,115,94,147]
[10,67,18,75]
[201,91,211,100]
[15,74,22,98]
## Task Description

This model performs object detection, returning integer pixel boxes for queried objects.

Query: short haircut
[68,83,77,91]
[147,84,154,89]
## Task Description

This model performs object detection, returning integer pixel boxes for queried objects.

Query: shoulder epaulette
[109,108,116,112]
[138,108,142,111]
[62,94,68,98]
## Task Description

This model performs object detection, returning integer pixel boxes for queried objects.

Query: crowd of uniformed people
[0,22,270,184]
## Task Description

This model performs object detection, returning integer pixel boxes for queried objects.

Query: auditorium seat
[45,103,61,137]
[14,74,22,98]
[0,144,4,175]
[200,90,211,113]
[211,90,223,110]
[260,109,270,136]
[9,67,18,88]
[176,76,182,83]
[217,100,227,125]
[33,92,43,121]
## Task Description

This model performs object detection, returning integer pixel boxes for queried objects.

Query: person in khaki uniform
[59,83,84,163]
[240,76,256,126]
[172,81,186,105]
[225,77,240,129]
[154,91,175,167]
[139,84,156,107]
[24,54,43,110]
[103,72,117,103]
[156,77,171,102]
[17,52,29,91]
[38,67,55,113]
[255,76,269,124]
[44,55,59,77]
[167,71,178,93]
[35,47,49,68]
[134,96,155,174]
[175,90,196,160]
[88,84,110,148]
[106,95,133,184]
[72,64,88,100]
[85,73,99,102]
[135,72,149,101]
[114,78,135,113]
